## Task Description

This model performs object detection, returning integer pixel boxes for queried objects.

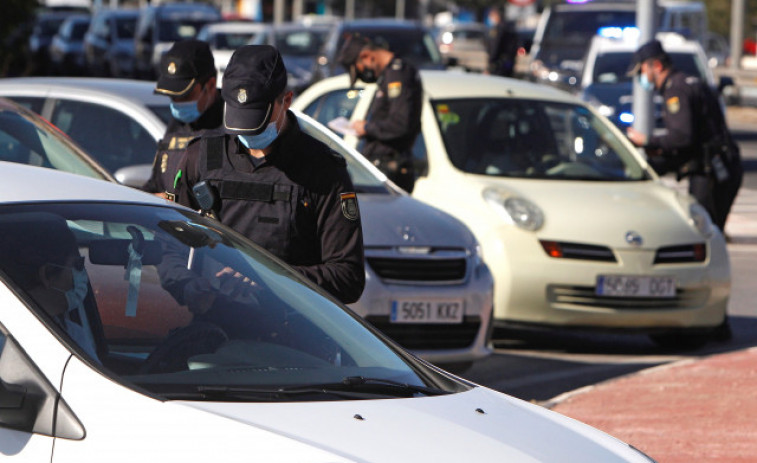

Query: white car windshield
[433,98,649,181]
[0,203,459,400]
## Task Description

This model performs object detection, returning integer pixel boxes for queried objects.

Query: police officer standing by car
[485,7,519,77]
[142,40,224,202]
[626,39,743,233]
[174,44,365,305]
[336,34,423,193]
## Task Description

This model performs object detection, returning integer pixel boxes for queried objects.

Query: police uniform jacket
[177,110,366,304]
[143,89,224,196]
[646,70,726,176]
[362,56,423,166]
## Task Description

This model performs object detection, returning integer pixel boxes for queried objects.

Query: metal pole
[632,0,656,140]
[731,0,745,70]
[345,0,354,20]
[274,0,285,24]
[395,0,405,20]
[292,0,303,21]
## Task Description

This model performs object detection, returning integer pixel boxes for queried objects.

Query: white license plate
[596,275,676,298]
[390,299,464,324]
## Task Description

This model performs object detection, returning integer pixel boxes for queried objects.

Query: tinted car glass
[276,29,328,56]
[433,98,647,181]
[157,19,210,41]
[338,28,442,66]
[0,202,439,398]
[50,99,157,172]
[116,16,137,39]
[592,51,706,84]
[0,105,108,179]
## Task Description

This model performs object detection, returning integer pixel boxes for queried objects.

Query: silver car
[0,81,494,371]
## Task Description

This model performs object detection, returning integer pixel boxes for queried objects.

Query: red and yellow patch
[388,81,402,98]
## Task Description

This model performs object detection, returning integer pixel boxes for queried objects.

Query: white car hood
[359,193,476,248]
[182,387,642,462]
[486,178,705,248]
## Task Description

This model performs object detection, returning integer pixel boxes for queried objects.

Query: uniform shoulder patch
[391,59,403,70]
[388,81,402,98]
[340,192,359,221]
[666,96,680,114]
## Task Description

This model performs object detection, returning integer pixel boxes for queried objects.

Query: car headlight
[689,202,715,238]
[483,188,544,231]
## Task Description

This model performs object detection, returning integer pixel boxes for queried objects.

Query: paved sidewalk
[549,348,757,463]
[547,105,757,463]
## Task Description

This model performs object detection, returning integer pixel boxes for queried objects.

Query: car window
[544,10,636,44]
[593,51,706,84]
[0,106,108,179]
[157,19,213,42]
[432,98,648,181]
[337,28,442,67]
[301,88,362,129]
[6,96,45,114]
[50,99,157,172]
[0,203,444,399]
[275,29,328,56]
[115,16,138,39]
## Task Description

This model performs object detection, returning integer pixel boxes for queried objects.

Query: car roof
[340,18,427,30]
[420,70,576,102]
[0,77,168,107]
[0,161,168,205]
[589,31,702,54]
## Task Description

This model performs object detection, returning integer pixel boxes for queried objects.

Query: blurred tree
[0,0,38,76]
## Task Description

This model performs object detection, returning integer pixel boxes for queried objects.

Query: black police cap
[222,45,288,135]
[626,39,669,76]
[155,40,216,98]
[336,34,372,87]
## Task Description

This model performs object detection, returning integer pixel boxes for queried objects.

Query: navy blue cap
[337,34,372,86]
[626,39,669,76]
[155,40,215,98]
[222,45,288,135]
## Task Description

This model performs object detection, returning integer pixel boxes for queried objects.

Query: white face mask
[65,267,89,311]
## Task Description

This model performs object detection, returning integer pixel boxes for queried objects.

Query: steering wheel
[140,322,229,374]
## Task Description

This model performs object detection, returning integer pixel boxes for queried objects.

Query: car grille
[365,316,481,350]
[364,248,468,283]
[547,285,710,310]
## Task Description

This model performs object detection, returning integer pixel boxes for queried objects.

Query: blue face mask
[170,100,202,123]
[237,108,283,150]
[638,73,654,91]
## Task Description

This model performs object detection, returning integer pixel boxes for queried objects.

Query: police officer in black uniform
[486,8,519,77]
[626,39,743,232]
[175,45,365,305]
[336,34,423,193]
[143,40,224,202]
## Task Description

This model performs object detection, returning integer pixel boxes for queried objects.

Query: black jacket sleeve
[364,65,422,143]
[647,76,697,153]
[290,164,365,304]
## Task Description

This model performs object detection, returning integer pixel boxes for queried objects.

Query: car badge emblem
[625,231,643,247]
[237,88,247,104]
[167,62,176,75]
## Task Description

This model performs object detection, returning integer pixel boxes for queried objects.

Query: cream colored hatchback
[293,71,731,348]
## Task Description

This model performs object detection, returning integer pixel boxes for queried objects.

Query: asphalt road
[460,105,757,403]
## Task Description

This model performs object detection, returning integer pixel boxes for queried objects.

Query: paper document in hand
[328,117,357,136]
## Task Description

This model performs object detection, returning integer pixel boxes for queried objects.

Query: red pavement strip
[548,348,757,463]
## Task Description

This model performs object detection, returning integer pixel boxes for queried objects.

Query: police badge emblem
[167,62,177,75]
[160,153,168,173]
[340,192,359,221]
[666,96,680,114]
[238,88,247,104]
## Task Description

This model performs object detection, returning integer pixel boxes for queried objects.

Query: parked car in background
[196,21,268,83]
[0,77,495,370]
[432,21,489,72]
[312,18,446,84]
[527,1,637,92]
[29,10,83,75]
[250,21,335,93]
[294,71,732,348]
[703,31,730,68]
[84,8,139,77]
[0,159,659,462]
[0,77,169,186]
[133,2,222,79]
[49,14,91,75]
[578,31,733,132]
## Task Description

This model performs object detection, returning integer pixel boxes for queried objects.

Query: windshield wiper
[278,376,450,398]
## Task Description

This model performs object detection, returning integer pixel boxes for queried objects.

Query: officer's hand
[215,267,260,306]
[626,127,647,147]
[351,120,367,137]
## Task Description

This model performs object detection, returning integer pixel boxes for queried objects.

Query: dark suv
[133,2,221,80]
[312,19,446,85]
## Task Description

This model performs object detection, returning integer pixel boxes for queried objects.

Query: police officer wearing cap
[336,35,423,193]
[626,39,743,232]
[143,39,224,202]
[175,44,365,304]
